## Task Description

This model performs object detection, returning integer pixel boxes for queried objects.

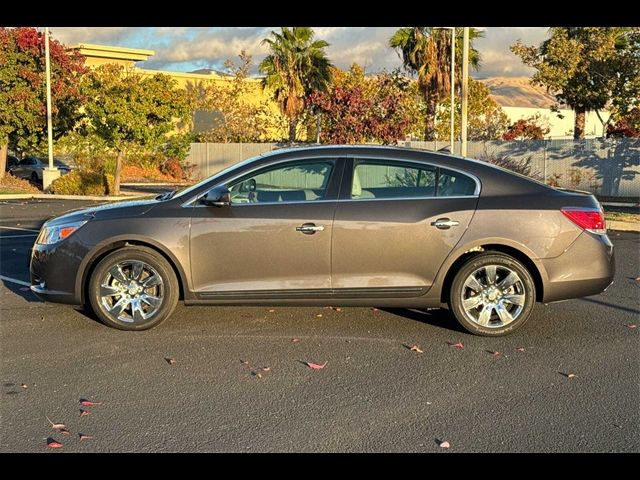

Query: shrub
[159,157,184,180]
[0,174,40,194]
[477,154,542,180]
[50,171,114,196]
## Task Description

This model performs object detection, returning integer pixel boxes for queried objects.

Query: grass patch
[605,211,640,223]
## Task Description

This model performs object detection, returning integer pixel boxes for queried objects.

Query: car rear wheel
[88,246,178,331]
[448,252,536,336]
[30,172,38,182]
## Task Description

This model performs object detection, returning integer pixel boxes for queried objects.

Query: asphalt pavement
[0,199,638,452]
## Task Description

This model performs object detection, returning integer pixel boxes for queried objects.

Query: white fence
[186,139,640,198]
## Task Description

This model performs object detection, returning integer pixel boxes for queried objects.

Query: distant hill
[478,77,562,109]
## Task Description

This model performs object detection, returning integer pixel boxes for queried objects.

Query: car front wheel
[88,246,179,330]
[448,252,536,336]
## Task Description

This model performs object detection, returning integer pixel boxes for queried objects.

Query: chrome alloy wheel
[460,265,526,328]
[99,261,164,323]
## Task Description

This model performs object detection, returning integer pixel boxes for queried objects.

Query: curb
[0,193,150,202]
[608,220,640,232]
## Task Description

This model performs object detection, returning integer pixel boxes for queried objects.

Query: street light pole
[449,27,455,155]
[460,26,469,158]
[42,27,59,190]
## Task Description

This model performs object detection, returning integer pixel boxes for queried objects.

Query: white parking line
[0,226,40,233]
[0,275,31,287]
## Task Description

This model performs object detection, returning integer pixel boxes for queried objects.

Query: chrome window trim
[349,155,481,198]
[184,156,341,208]
[182,153,481,208]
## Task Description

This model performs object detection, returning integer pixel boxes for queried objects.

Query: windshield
[172,153,271,200]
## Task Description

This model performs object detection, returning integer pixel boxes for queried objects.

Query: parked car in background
[29,145,614,335]
[10,157,71,182]
[5,155,20,172]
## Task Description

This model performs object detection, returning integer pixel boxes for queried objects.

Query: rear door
[331,157,479,294]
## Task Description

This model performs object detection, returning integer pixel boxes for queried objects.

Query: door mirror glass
[202,185,231,207]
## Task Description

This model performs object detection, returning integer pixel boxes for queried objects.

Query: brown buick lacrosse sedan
[30,145,614,335]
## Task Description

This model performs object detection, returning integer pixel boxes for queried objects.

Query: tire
[448,252,536,336]
[31,172,38,182]
[88,246,179,331]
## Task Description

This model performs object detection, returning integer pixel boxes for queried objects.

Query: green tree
[389,27,483,140]
[435,78,510,141]
[196,51,275,143]
[511,27,640,139]
[259,27,332,143]
[0,27,86,178]
[81,64,191,195]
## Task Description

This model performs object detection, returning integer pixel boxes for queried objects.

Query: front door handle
[296,223,325,235]
[431,218,459,229]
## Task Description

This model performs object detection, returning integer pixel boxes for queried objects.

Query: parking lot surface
[1,199,638,452]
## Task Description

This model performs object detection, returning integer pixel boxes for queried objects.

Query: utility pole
[42,27,60,190]
[460,26,469,157]
[449,27,455,155]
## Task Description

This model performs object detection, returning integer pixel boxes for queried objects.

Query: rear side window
[351,161,437,199]
[438,168,477,197]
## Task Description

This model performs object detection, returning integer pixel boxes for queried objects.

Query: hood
[44,198,159,227]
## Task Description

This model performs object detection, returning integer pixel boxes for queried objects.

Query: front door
[331,158,479,293]
[189,158,342,296]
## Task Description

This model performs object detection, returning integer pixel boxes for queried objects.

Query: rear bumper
[540,231,615,303]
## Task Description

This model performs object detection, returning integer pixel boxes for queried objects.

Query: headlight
[36,220,87,245]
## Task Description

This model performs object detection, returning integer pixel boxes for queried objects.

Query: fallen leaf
[79,410,91,417]
[624,323,637,329]
[371,308,379,312]
[165,357,176,365]
[268,309,275,313]
[240,359,250,365]
[261,367,271,372]
[80,399,102,407]
[635,277,640,283]
[252,371,262,379]
[439,440,451,449]
[21,383,28,389]
[47,438,63,448]
[79,434,93,441]
[449,342,465,350]
[291,338,300,343]
[561,372,577,379]
[316,314,323,318]
[409,345,424,354]
[487,350,501,356]
[332,307,342,312]
[515,347,526,352]
[60,429,71,436]
[305,361,328,370]
[46,417,66,430]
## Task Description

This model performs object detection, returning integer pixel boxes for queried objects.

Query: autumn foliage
[502,114,550,140]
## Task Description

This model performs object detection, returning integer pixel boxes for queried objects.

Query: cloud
[49,26,549,79]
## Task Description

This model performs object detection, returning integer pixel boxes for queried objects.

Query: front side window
[351,161,437,199]
[228,160,335,204]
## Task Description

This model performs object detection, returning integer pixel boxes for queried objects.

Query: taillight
[561,208,606,235]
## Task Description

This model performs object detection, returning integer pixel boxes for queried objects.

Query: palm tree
[259,27,332,143]
[390,27,483,141]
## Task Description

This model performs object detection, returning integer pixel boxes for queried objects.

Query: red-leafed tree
[502,114,550,140]
[606,108,640,138]
[309,64,414,144]
[0,27,87,177]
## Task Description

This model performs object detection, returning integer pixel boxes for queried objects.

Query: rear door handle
[296,223,325,234]
[431,218,459,229]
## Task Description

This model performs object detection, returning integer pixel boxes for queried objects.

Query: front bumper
[30,238,86,305]
[540,231,615,303]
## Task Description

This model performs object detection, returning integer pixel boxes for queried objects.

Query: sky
[51,27,549,79]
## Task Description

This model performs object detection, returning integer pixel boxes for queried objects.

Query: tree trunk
[0,144,7,180]
[288,119,297,143]
[574,107,586,139]
[424,94,438,141]
[114,150,124,196]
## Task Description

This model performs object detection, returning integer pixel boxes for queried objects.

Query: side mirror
[202,185,231,207]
